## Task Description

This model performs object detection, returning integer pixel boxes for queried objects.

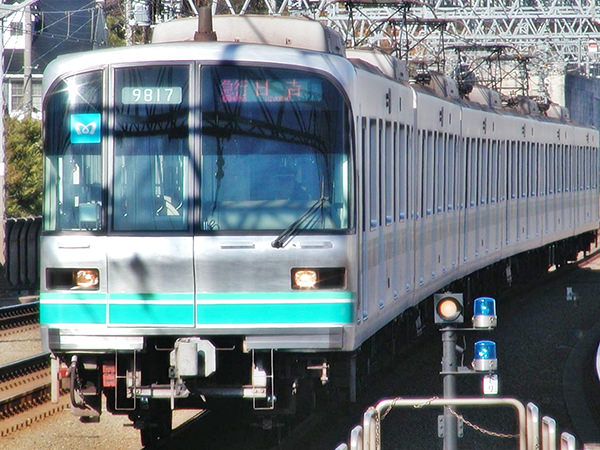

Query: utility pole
[23,4,31,117]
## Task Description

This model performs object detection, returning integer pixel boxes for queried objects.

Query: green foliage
[106,10,126,47]
[5,117,42,218]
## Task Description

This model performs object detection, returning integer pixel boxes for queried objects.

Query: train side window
[586,146,591,189]
[417,130,425,218]
[398,124,408,220]
[557,144,561,193]
[465,138,472,207]
[447,134,455,210]
[579,146,584,190]
[384,121,393,224]
[426,131,434,215]
[393,123,398,221]
[539,143,546,196]
[458,137,465,209]
[499,140,506,202]
[563,145,573,192]
[572,146,577,192]
[519,141,525,198]
[590,148,598,189]
[546,144,551,194]
[360,117,368,232]
[553,144,557,194]
[480,138,488,204]
[490,140,497,203]
[470,138,478,207]
[575,146,580,191]
[385,121,393,224]
[435,132,445,213]
[589,146,593,189]
[531,143,537,196]
[370,119,378,228]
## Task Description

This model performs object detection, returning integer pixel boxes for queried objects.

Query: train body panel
[38,16,599,441]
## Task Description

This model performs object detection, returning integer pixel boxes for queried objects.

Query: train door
[445,133,459,274]
[548,143,557,236]
[397,124,413,306]
[106,64,195,328]
[416,129,435,289]
[359,117,376,322]
[479,138,489,257]
[530,143,540,240]
[464,137,478,263]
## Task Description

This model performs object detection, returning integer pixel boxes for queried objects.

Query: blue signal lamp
[472,297,497,329]
[472,340,497,372]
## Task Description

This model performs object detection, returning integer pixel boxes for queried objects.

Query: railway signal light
[472,297,497,329]
[434,293,464,325]
[472,340,497,372]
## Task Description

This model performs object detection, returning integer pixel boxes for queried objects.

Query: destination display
[121,87,183,105]
[219,78,323,103]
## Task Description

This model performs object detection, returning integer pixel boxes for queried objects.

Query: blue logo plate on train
[70,113,101,144]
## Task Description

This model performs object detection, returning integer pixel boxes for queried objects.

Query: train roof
[152,15,345,57]
[42,40,356,97]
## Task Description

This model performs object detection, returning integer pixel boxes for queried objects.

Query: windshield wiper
[271,195,329,249]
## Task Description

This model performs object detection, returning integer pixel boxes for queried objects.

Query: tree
[4,116,42,217]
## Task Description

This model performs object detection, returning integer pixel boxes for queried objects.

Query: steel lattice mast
[133,0,600,98]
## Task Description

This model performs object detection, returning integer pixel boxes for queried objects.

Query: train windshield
[43,63,350,233]
[43,71,104,232]
[112,65,190,231]
[200,66,350,231]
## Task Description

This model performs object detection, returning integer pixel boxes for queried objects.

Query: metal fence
[335,397,580,450]
[4,217,41,293]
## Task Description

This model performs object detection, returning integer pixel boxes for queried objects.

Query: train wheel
[132,401,172,448]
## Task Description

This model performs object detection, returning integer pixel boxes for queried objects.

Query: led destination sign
[220,78,323,103]
[121,87,183,105]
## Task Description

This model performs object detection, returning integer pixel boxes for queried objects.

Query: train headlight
[75,269,99,289]
[293,270,318,289]
[472,340,498,372]
[472,297,497,328]
[433,293,464,324]
[291,268,346,289]
[47,268,100,290]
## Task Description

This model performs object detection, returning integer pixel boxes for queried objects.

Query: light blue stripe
[40,292,107,301]
[109,293,193,301]
[196,291,354,301]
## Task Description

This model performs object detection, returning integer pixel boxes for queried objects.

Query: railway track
[0,302,70,437]
[0,302,39,337]
[0,352,70,437]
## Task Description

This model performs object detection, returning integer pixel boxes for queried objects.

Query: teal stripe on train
[196,291,354,325]
[40,291,354,325]
[40,292,107,324]
[108,292,195,325]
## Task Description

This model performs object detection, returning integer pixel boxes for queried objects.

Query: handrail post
[559,432,576,450]
[527,402,540,450]
[542,416,557,450]
[363,407,378,450]
[350,425,363,450]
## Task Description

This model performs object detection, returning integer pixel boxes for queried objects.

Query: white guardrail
[334,397,580,450]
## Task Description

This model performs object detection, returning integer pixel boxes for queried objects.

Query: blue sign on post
[70,113,101,144]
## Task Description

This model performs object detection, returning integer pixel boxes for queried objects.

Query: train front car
[39,41,356,444]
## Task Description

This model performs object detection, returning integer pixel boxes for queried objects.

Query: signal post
[434,294,498,450]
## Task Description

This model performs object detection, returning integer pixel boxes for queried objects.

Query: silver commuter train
[40,15,599,444]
